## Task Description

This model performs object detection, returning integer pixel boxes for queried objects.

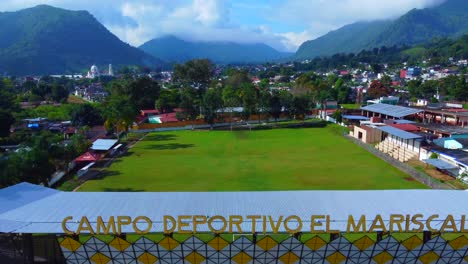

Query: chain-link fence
[345,135,452,189]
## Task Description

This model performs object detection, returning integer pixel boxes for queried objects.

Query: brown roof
[389,124,420,132]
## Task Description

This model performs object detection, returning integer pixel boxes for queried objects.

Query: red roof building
[159,112,179,123]
[339,70,349,75]
[400,69,407,79]
[75,152,101,162]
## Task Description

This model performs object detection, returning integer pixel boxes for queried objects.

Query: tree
[109,77,161,110]
[4,131,63,185]
[257,89,271,123]
[7,148,54,185]
[240,84,257,121]
[451,76,468,101]
[371,63,382,73]
[156,89,178,113]
[66,132,91,159]
[292,95,310,122]
[269,90,282,122]
[311,80,330,119]
[407,80,422,98]
[335,78,351,103]
[380,75,392,88]
[51,83,69,102]
[31,82,51,99]
[368,80,393,99]
[419,80,438,100]
[179,87,199,123]
[278,90,294,119]
[0,111,14,137]
[20,80,37,93]
[173,59,214,90]
[0,79,16,137]
[293,73,315,95]
[222,86,240,129]
[332,110,343,123]
[202,89,223,129]
[225,69,251,90]
[71,104,103,127]
[102,95,138,135]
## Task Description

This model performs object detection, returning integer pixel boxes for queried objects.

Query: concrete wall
[351,126,382,144]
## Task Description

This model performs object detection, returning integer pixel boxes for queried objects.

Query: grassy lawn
[78,126,426,192]
[340,104,361,110]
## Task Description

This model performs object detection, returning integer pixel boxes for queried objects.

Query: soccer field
[78,126,427,191]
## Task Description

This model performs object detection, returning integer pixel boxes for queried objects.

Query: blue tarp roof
[342,115,369,120]
[1,183,468,233]
[422,159,458,170]
[361,103,422,118]
[377,126,422,140]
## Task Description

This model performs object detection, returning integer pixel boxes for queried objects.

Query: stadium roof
[361,104,422,118]
[90,139,118,151]
[377,126,422,140]
[422,159,458,170]
[0,183,467,234]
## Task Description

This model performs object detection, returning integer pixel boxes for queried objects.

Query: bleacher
[376,139,418,162]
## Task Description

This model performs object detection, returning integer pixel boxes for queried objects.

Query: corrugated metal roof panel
[0,182,59,214]
[1,183,467,233]
[422,159,458,170]
[377,126,422,140]
[361,103,422,118]
[91,139,118,151]
[393,119,416,124]
[342,115,369,120]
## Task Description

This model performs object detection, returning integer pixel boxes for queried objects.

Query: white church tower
[108,64,114,76]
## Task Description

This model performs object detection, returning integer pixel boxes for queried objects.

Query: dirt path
[406,160,456,181]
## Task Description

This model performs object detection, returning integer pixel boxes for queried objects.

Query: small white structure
[91,139,118,151]
[86,65,100,79]
[416,99,428,106]
[108,64,114,76]
[78,162,95,178]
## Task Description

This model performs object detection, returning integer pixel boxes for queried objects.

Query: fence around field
[131,117,299,133]
[345,135,451,189]
[132,113,296,131]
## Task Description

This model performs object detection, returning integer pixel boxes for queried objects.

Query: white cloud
[271,0,446,51]
[0,0,449,52]
[278,31,315,51]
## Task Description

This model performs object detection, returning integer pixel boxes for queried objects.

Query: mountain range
[0,0,467,75]
[139,36,292,64]
[0,5,161,76]
[295,0,468,59]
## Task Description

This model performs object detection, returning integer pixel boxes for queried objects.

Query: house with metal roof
[90,139,118,151]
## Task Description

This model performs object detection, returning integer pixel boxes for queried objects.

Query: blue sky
[0,0,446,52]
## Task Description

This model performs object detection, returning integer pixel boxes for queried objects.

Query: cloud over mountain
[0,0,448,52]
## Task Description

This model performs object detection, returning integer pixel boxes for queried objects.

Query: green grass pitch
[78,126,427,191]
